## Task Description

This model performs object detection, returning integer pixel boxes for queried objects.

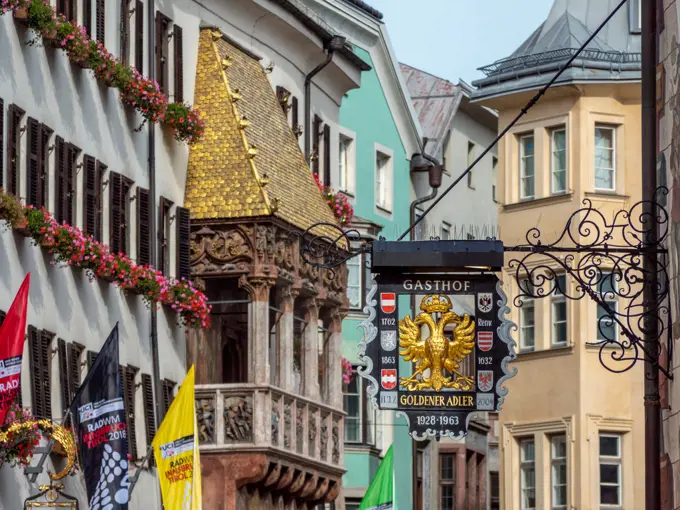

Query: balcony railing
[195,383,344,470]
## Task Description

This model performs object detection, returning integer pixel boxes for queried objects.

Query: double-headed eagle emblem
[399,294,476,391]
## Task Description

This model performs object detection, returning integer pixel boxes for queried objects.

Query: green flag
[360,445,394,510]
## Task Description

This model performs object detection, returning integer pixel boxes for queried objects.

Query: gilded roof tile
[186,29,339,236]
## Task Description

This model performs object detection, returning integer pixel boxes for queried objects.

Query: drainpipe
[304,35,347,163]
[147,0,164,432]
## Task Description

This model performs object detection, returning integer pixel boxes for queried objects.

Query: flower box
[124,283,143,295]
[98,269,116,283]
[41,28,60,48]
[74,59,90,69]
[12,5,29,24]
[12,221,32,237]
[40,237,55,248]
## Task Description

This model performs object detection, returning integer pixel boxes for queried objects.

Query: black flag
[70,324,129,509]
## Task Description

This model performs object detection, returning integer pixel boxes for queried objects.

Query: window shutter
[141,373,156,465]
[83,0,92,36]
[0,98,4,190]
[109,171,122,254]
[323,124,331,186]
[161,379,176,416]
[7,105,23,197]
[65,145,78,226]
[155,12,164,93]
[95,163,105,241]
[173,25,183,102]
[26,118,42,208]
[57,339,69,415]
[120,177,132,255]
[28,326,43,417]
[312,114,322,174]
[83,156,99,238]
[0,309,5,327]
[55,137,67,224]
[39,125,52,209]
[119,0,129,65]
[68,0,77,21]
[123,366,138,460]
[67,342,83,402]
[158,197,171,274]
[136,187,150,265]
[40,330,53,420]
[87,350,98,370]
[175,206,190,279]
[276,86,290,117]
[135,1,143,73]
[96,0,105,43]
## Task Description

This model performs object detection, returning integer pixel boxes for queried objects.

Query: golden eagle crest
[399,294,476,391]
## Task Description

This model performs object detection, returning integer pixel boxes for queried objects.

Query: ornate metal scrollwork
[294,222,369,271]
[506,187,670,375]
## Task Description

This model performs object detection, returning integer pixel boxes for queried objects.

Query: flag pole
[128,444,154,496]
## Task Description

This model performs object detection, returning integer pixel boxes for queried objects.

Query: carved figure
[399,294,476,391]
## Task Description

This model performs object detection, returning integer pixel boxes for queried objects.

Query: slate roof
[185,28,339,233]
[472,0,641,100]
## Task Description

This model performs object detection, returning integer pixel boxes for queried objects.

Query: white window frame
[599,433,622,507]
[551,434,567,509]
[519,134,535,200]
[492,156,498,203]
[551,127,567,194]
[343,370,363,443]
[597,273,619,342]
[441,221,451,240]
[346,248,363,311]
[337,127,356,195]
[467,141,475,189]
[374,144,394,214]
[594,125,616,192]
[520,438,536,510]
[520,279,535,351]
[551,275,567,346]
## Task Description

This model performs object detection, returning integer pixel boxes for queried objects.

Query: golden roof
[185,28,339,234]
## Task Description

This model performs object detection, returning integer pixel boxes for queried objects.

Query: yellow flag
[152,366,202,510]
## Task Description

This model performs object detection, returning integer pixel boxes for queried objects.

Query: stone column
[478,455,487,510]
[327,307,347,410]
[467,451,478,510]
[456,447,467,510]
[276,285,298,392]
[239,276,274,385]
[301,297,320,399]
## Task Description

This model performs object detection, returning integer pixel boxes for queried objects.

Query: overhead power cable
[398,0,629,241]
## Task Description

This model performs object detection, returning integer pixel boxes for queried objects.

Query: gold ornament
[399,294,476,391]
[0,420,76,480]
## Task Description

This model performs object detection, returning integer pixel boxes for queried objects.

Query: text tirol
[399,393,475,408]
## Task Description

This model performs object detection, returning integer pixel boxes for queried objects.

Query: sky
[365,0,554,85]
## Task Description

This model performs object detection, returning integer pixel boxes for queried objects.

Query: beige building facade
[472,1,646,508]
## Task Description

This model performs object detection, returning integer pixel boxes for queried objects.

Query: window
[551,435,567,509]
[28,326,54,420]
[121,365,139,460]
[323,124,331,186]
[95,0,105,43]
[442,129,451,171]
[109,171,133,255]
[519,279,535,350]
[57,0,77,22]
[339,134,355,194]
[26,118,51,209]
[158,196,173,275]
[597,273,618,341]
[441,222,451,240]
[83,156,103,241]
[519,134,535,199]
[551,128,567,193]
[6,104,25,197]
[440,454,456,510]
[599,434,622,506]
[490,472,500,510]
[136,187,151,265]
[552,275,567,346]
[292,97,301,138]
[155,12,172,94]
[520,438,536,510]
[313,115,322,175]
[175,206,191,279]
[347,250,362,311]
[629,0,641,33]
[173,25,184,102]
[120,0,131,65]
[161,379,176,416]
[467,141,475,188]
[55,139,79,226]
[346,503,360,510]
[141,373,156,463]
[57,340,83,418]
[375,150,393,212]
[343,368,375,445]
[492,156,498,203]
[595,126,616,191]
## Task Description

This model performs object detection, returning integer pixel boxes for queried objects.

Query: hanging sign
[358,273,517,439]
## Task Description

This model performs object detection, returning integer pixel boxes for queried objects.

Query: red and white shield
[478,370,494,392]
[381,293,396,314]
[478,331,493,352]
[381,369,397,390]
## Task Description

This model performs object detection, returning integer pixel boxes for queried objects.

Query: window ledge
[585,191,629,201]
[516,344,574,361]
[586,341,625,351]
[347,311,368,320]
[503,192,574,212]
[344,443,382,456]
[376,205,393,215]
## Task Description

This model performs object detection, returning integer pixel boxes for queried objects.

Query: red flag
[0,273,30,424]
